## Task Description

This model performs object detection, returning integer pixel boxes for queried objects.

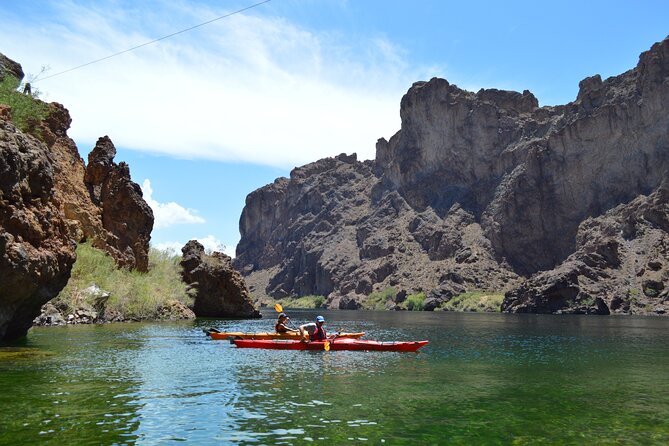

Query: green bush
[278,295,326,309]
[438,291,504,312]
[361,287,398,310]
[0,75,50,135]
[401,292,426,311]
[52,243,193,320]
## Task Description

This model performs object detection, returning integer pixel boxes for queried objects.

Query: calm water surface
[1,310,668,445]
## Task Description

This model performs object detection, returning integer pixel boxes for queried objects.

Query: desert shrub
[52,243,192,320]
[439,291,504,312]
[362,287,398,310]
[278,295,326,309]
[401,292,426,311]
[0,75,49,134]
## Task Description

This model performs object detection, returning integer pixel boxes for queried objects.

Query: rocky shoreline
[32,285,195,327]
[1,54,261,340]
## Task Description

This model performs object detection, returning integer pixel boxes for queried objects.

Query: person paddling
[275,313,298,334]
[299,315,327,341]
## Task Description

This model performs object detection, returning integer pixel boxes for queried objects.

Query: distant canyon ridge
[235,36,669,315]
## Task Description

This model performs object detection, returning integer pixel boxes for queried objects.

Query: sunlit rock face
[0,53,154,340]
[236,36,669,314]
[0,118,76,340]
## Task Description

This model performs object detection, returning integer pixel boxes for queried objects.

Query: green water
[1,310,668,445]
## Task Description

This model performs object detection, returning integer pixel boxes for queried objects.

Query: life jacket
[311,325,326,341]
[275,322,287,333]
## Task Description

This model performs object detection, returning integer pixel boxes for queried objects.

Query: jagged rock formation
[84,136,153,272]
[236,36,669,313]
[0,53,154,339]
[181,240,261,318]
[0,118,76,339]
[503,176,669,315]
[37,103,153,272]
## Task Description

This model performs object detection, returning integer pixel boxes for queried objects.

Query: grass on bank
[437,291,504,312]
[277,295,326,309]
[271,288,504,312]
[361,287,427,311]
[0,75,50,134]
[52,243,193,320]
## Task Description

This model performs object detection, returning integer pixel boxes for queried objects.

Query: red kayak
[232,338,428,352]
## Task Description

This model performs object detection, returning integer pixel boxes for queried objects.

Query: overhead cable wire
[34,0,273,82]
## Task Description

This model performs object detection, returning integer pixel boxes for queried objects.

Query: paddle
[203,327,220,335]
[324,333,339,351]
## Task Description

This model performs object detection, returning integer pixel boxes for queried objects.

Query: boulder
[180,240,260,318]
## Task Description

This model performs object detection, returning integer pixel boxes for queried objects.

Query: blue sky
[1,0,667,255]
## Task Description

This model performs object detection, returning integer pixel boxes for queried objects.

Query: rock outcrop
[0,118,76,339]
[503,175,669,315]
[40,104,154,272]
[235,36,669,314]
[84,136,154,272]
[1,53,154,339]
[181,240,261,318]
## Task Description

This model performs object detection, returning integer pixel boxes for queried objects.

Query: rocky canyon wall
[236,36,669,314]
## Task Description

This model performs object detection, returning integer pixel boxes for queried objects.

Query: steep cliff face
[0,118,76,339]
[181,240,261,318]
[502,176,669,315]
[236,154,519,308]
[236,36,669,313]
[0,53,154,339]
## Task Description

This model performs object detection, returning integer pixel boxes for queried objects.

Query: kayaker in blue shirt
[275,313,298,333]
[299,315,327,341]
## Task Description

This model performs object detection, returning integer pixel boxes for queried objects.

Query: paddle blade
[324,341,330,351]
[274,303,283,313]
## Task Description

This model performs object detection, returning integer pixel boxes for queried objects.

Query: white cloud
[141,179,205,229]
[0,0,438,168]
[153,235,234,258]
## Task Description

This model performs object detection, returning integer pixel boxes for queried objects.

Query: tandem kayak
[231,338,428,352]
[206,330,366,340]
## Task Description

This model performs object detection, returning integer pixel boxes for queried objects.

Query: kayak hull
[232,338,428,352]
[207,331,365,340]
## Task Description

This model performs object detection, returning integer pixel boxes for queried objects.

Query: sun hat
[316,315,325,323]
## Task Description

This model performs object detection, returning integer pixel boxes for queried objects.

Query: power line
[34,0,273,83]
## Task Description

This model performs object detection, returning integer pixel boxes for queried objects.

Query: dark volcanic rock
[235,36,669,313]
[236,153,517,306]
[0,119,76,340]
[503,176,669,315]
[181,240,261,318]
[0,53,23,84]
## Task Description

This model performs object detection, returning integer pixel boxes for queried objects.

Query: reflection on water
[1,311,669,444]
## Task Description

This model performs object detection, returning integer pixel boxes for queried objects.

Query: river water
[1,310,668,445]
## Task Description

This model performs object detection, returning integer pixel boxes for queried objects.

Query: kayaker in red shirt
[299,315,327,341]
[275,313,298,333]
